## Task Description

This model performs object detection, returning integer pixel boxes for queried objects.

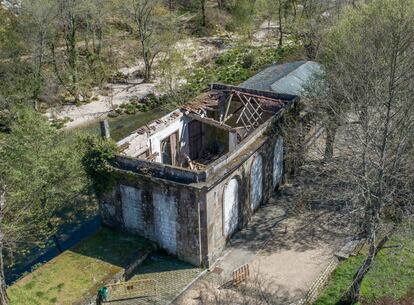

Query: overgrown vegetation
[80,135,118,197]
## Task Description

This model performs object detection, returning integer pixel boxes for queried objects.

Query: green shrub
[50,117,72,129]
[80,135,118,196]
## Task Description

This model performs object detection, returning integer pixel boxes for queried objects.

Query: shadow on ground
[230,160,358,256]
[71,227,154,269]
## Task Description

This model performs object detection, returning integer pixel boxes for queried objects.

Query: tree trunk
[278,0,283,47]
[48,221,63,254]
[324,124,338,160]
[0,243,7,305]
[340,231,393,304]
[143,50,151,82]
[0,190,8,305]
[201,0,206,26]
[292,0,297,18]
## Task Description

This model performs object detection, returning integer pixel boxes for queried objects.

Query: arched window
[250,155,263,211]
[223,178,239,237]
[273,137,284,188]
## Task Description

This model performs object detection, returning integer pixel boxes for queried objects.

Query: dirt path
[174,186,356,305]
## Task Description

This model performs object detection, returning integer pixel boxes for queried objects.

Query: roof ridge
[272,60,309,84]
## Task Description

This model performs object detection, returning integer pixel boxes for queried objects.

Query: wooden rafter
[233,91,265,130]
[222,93,233,123]
[186,112,235,132]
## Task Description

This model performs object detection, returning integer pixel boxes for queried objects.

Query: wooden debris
[232,264,250,286]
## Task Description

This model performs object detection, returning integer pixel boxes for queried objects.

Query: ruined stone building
[99,61,320,267]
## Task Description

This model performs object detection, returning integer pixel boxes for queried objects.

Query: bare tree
[129,0,160,82]
[123,0,176,82]
[21,0,56,98]
[200,0,207,26]
[49,0,83,101]
[309,0,414,302]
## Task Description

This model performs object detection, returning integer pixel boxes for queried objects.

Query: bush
[80,135,118,196]
[50,117,73,129]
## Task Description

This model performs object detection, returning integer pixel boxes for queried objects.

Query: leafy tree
[0,108,87,304]
[80,135,118,197]
[0,7,39,101]
[123,0,177,81]
[157,44,186,94]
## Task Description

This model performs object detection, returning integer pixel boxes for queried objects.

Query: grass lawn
[314,234,414,305]
[8,227,154,305]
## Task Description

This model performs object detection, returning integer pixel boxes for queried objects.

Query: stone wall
[100,172,205,266]
[100,106,296,268]
[203,131,284,264]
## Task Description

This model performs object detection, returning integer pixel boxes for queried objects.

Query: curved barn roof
[240,61,321,96]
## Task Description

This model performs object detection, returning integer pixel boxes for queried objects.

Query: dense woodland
[0,0,414,304]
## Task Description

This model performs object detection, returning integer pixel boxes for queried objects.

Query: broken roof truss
[182,84,292,139]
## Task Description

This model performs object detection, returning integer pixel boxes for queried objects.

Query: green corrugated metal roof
[240,61,321,96]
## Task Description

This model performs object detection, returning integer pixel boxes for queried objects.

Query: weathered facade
[99,81,302,267]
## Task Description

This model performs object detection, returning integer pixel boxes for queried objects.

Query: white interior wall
[117,113,191,163]
[119,133,149,157]
[148,116,190,163]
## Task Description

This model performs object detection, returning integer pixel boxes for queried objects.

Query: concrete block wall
[120,185,145,233]
[100,115,291,268]
[100,173,204,266]
[153,192,177,254]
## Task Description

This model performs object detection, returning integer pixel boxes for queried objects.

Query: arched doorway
[250,155,263,211]
[223,178,239,237]
[273,137,284,188]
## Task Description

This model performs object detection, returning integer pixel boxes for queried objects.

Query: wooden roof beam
[186,112,236,132]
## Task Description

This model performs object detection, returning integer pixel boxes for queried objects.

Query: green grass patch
[70,106,169,142]
[360,235,414,302]
[8,227,153,305]
[314,234,414,305]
